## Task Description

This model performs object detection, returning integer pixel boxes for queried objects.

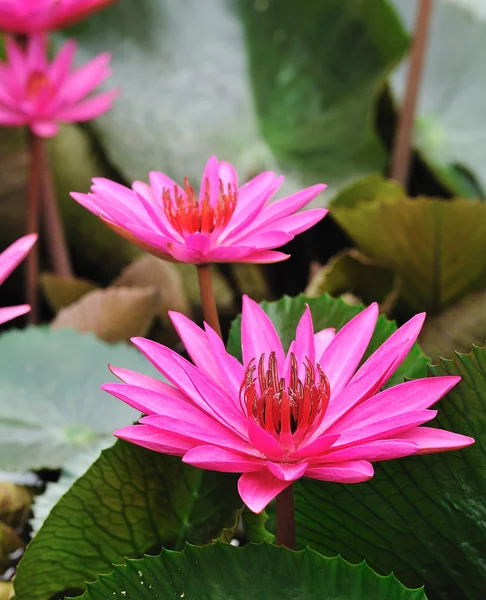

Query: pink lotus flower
[104,297,474,514]
[0,0,115,34]
[0,234,37,324]
[71,156,327,264]
[0,34,117,137]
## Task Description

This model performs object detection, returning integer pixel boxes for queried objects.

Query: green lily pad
[331,176,486,313]
[227,293,428,388]
[14,441,240,600]
[390,0,486,197]
[294,346,486,600]
[78,542,427,600]
[0,327,153,472]
[60,0,407,205]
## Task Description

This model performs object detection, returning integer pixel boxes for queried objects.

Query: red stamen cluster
[26,71,51,100]
[241,352,331,448]
[163,177,237,237]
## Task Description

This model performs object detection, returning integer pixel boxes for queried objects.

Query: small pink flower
[0,34,117,137]
[72,156,327,264]
[0,0,115,34]
[105,297,474,514]
[0,234,37,325]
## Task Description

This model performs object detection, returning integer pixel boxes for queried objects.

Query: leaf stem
[25,131,43,325]
[40,140,73,278]
[276,484,296,549]
[390,0,434,188]
[196,264,222,338]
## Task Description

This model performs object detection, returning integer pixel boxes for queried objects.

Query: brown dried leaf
[51,287,157,343]
[113,254,192,318]
[305,249,400,314]
[40,273,99,312]
[0,483,31,529]
[0,523,23,573]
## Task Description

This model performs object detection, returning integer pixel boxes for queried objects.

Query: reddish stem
[40,140,73,277]
[196,264,222,338]
[390,0,434,187]
[276,484,296,550]
[25,132,43,324]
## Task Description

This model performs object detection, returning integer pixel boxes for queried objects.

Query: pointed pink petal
[238,470,291,513]
[331,377,460,433]
[270,208,328,236]
[0,108,25,126]
[324,313,426,427]
[228,249,290,264]
[254,184,327,228]
[169,311,224,387]
[218,161,238,190]
[290,434,340,461]
[313,439,420,463]
[49,39,76,86]
[149,171,185,201]
[395,427,475,454]
[199,155,220,205]
[204,323,245,399]
[141,413,256,455]
[0,233,37,284]
[333,410,438,448]
[319,303,379,397]
[108,366,187,400]
[305,460,374,483]
[314,328,335,358]
[57,89,118,121]
[265,461,308,481]
[236,171,277,208]
[63,52,111,104]
[114,424,193,455]
[0,305,30,325]
[241,295,285,368]
[294,304,315,371]
[247,420,285,461]
[102,383,190,416]
[226,230,293,250]
[183,445,264,472]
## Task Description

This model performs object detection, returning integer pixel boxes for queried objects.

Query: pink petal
[49,39,76,86]
[183,445,264,472]
[102,383,189,416]
[31,121,59,137]
[333,410,438,448]
[314,328,335,358]
[0,304,30,325]
[305,460,374,483]
[247,420,285,461]
[238,470,291,513]
[114,424,194,456]
[199,155,220,206]
[313,439,420,463]
[324,313,426,427]
[254,184,327,228]
[319,303,379,397]
[149,171,185,202]
[109,366,187,400]
[57,89,118,122]
[63,52,111,104]
[331,377,460,433]
[226,230,293,250]
[204,323,245,399]
[0,107,25,126]
[395,427,475,454]
[0,234,37,285]
[229,249,290,264]
[169,311,224,387]
[265,461,308,481]
[289,433,340,461]
[270,208,328,236]
[218,161,238,190]
[293,304,315,372]
[241,295,285,368]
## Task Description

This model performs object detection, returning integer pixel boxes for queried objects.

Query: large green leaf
[331,176,486,313]
[78,542,426,600]
[390,0,486,197]
[0,327,152,472]
[294,346,486,600]
[227,293,428,388]
[14,441,240,600]
[60,0,407,205]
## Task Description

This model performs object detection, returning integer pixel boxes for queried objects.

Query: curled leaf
[51,286,158,343]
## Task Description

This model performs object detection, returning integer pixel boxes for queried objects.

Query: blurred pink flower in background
[104,296,474,513]
[72,156,327,264]
[0,34,117,137]
[0,234,37,324]
[0,0,115,33]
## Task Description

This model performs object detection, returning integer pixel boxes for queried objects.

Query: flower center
[162,177,237,237]
[240,351,331,448]
[26,71,52,101]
